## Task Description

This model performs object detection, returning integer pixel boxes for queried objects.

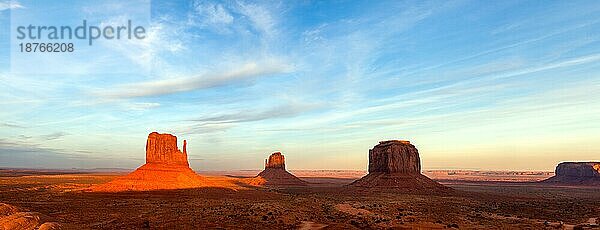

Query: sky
[0,0,599,171]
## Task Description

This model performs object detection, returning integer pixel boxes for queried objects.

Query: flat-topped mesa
[351,140,448,192]
[369,140,420,174]
[265,152,285,169]
[145,132,188,166]
[555,162,600,177]
[379,140,411,145]
[543,162,600,185]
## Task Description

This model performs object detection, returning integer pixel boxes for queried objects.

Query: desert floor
[1,169,599,229]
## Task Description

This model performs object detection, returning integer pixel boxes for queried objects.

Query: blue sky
[0,0,599,171]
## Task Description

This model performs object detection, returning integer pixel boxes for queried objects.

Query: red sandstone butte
[351,140,448,192]
[265,152,285,169]
[92,132,206,192]
[254,152,306,186]
[145,132,189,166]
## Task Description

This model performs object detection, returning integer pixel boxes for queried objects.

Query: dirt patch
[335,203,373,216]
[297,221,328,230]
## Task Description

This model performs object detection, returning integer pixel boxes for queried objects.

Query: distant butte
[253,152,306,186]
[368,140,420,174]
[543,162,600,185]
[91,132,207,191]
[350,140,449,192]
[264,152,286,169]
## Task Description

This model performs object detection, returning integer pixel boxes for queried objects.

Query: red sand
[90,164,251,192]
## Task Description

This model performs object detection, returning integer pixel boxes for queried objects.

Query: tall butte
[350,140,449,192]
[254,152,306,186]
[92,132,206,191]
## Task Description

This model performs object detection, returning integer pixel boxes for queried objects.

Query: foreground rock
[543,162,600,185]
[252,152,306,186]
[92,132,208,191]
[0,203,62,230]
[351,140,448,192]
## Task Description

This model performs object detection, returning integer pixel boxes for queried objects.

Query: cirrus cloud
[95,60,292,99]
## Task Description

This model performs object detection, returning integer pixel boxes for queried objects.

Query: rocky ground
[1,170,599,229]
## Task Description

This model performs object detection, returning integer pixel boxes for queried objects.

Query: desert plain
[1,168,599,229]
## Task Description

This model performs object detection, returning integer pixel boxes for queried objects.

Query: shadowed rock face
[368,140,420,174]
[351,140,448,192]
[146,132,188,166]
[556,162,600,177]
[544,162,600,185]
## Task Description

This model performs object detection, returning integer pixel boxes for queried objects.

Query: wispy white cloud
[0,139,137,169]
[95,60,292,98]
[250,51,600,136]
[190,1,234,26]
[236,1,276,36]
[293,1,454,107]
[486,54,600,80]
[40,132,69,140]
[95,17,185,72]
[490,21,525,35]
[180,100,323,135]
[124,102,160,111]
[387,53,600,101]
[191,101,320,124]
[0,122,25,128]
[397,19,600,78]
[0,0,24,11]
[186,0,281,40]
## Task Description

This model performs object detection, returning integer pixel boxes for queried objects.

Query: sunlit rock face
[0,203,62,229]
[544,162,600,185]
[254,152,306,186]
[265,152,285,169]
[351,140,449,192]
[145,132,188,166]
[91,132,207,192]
[368,140,420,174]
